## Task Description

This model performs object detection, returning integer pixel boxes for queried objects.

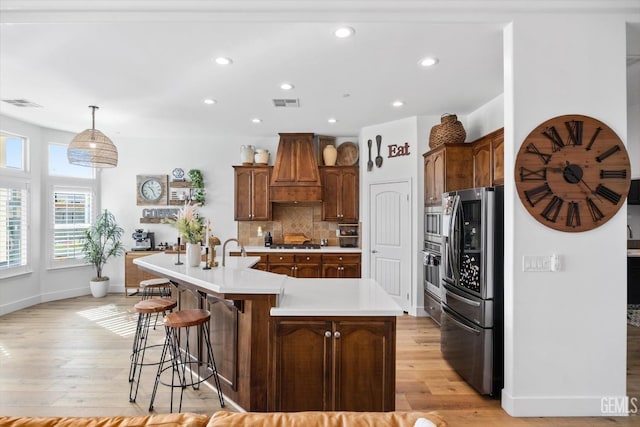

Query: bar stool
[140,277,172,299]
[149,309,225,413]
[140,278,173,329]
[129,298,177,403]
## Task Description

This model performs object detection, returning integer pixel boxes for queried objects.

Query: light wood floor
[0,295,638,425]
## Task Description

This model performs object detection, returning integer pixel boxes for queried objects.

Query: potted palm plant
[83,209,125,297]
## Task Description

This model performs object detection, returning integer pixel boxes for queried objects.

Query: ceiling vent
[2,99,43,108]
[272,98,300,108]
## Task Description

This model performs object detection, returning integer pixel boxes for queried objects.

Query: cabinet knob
[334,331,341,339]
[306,256,310,261]
[339,256,343,261]
[279,256,283,260]
[325,331,332,338]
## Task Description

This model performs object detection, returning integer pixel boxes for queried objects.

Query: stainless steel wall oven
[423,206,443,324]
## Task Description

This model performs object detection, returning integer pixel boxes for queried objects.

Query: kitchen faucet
[629,225,634,239]
[222,238,246,267]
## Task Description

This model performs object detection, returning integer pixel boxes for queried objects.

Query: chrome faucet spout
[222,238,245,267]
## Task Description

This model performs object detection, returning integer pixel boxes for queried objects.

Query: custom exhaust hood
[270,133,323,203]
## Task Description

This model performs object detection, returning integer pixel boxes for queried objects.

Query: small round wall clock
[514,114,631,232]
[136,175,168,205]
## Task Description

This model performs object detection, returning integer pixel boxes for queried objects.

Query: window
[51,188,94,264]
[47,141,97,268]
[0,181,29,276]
[48,143,94,178]
[0,131,29,278]
[1,132,26,171]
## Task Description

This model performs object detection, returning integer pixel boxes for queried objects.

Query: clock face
[141,179,162,201]
[136,175,167,206]
[515,114,631,232]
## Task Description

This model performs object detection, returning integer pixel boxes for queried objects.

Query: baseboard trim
[502,389,632,417]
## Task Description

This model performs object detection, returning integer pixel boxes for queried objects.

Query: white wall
[466,94,505,141]
[502,14,630,416]
[0,116,100,315]
[359,116,425,314]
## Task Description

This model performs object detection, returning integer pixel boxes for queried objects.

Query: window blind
[53,190,93,261]
[0,185,28,270]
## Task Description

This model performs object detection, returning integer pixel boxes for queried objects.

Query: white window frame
[49,185,96,269]
[0,129,31,279]
[0,176,32,279]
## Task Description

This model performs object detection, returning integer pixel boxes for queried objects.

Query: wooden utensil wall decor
[514,114,631,232]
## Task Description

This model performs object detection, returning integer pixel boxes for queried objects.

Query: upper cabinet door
[321,166,359,222]
[491,129,504,186]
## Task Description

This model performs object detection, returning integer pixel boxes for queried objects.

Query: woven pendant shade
[67,106,118,168]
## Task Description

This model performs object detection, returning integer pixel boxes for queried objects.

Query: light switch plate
[522,255,551,272]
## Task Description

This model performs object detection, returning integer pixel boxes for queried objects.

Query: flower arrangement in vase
[165,203,204,266]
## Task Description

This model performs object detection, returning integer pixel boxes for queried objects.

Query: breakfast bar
[134,252,402,412]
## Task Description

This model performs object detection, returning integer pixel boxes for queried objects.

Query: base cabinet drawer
[424,290,442,326]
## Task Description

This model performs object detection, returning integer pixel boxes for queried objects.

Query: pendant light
[67,105,118,168]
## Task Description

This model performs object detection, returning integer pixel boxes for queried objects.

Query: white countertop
[629,249,640,257]
[133,252,287,295]
[271,278,403,317]
[133,252,402,317]
[241,245,362,253]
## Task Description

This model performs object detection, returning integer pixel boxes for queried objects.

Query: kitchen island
[134,252,402,412]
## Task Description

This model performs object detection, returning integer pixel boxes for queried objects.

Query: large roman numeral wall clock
[514,114,631,232]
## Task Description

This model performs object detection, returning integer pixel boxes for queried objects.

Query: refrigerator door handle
[443,306,481,336]
[449,194,461,283]
[446,288,481,307]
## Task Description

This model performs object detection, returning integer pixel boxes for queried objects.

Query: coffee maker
[131,229,155,251]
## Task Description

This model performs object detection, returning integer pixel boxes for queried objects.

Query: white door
[369,180,411,311]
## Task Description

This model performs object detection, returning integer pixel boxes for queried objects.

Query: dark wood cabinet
[124,251,163,296]
[492,129,505,185]
[423,143,472,206]
[268,253,322,278]
[271,317,396,412]
[320,166,359,222]
[234,166,272,221]
[270,133,322,202]
[245,252,268,271]
[321,254,361,278]
[472,137,492,188]
[471,128,504,188]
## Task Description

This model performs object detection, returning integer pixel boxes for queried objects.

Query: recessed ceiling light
[203,99,216,105]
[252,118,262,123]
[280,82,295,90]
[419,57,439,67]
[334,27,355,38]
[392,100,404,107]
[215,57,233,65]
[328,118,337,124]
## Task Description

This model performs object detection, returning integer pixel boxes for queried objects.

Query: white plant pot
[90,278,110,298]
[186,243,202,267]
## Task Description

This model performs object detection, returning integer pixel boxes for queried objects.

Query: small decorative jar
[254,149,269,165]
[323,144,338,166]
[240,145,255,165]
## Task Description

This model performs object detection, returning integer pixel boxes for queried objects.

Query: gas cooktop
[269,243,322,250]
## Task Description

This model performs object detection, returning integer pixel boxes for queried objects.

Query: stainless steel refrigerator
[440,186,503,396]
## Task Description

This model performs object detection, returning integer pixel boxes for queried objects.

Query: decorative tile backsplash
[238,204,341,246]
